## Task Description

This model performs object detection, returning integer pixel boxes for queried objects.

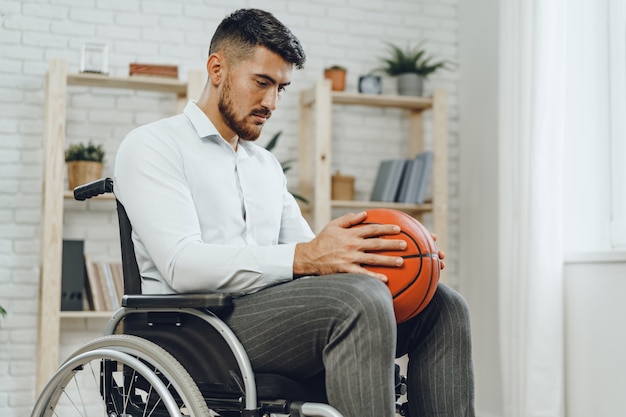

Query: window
[609,0,626,248]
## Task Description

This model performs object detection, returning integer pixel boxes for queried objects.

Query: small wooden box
[129,63,178,78]
[332,171,355,200]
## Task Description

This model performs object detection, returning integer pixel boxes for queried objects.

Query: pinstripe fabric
[222,275,474,417]
[398,284,475,417]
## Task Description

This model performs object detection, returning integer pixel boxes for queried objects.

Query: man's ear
[206,53,223,86]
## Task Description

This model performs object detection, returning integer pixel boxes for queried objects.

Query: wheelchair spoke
[88,361,107,416]
[145,384,158,417]
[120,366,135,416]
[59,388,84,417]
[72,371,89,416]
[144,379,177,417]
[32,335,210,417]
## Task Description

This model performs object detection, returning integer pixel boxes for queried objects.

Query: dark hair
[209,9,306,69]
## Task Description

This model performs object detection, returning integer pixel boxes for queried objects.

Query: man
[115,8,474,417]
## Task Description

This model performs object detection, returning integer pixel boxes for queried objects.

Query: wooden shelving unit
[297,79,448,254]
[36,58,204,393]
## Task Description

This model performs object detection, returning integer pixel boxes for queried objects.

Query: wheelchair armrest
[121,293,233,310]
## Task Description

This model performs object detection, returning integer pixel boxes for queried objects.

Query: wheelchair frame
[31,178,345,417]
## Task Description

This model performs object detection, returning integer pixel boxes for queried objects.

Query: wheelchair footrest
[260,399,290,414]
[397,401,410,416]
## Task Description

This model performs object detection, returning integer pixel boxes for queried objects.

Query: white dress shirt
[114,101,315,295]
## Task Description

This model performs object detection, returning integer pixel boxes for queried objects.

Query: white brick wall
[0,0,459,414]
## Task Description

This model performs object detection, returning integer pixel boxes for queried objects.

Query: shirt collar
[183,100,255,158]
[183,100,222,140]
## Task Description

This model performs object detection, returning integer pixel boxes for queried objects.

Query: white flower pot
[397,73,424,96]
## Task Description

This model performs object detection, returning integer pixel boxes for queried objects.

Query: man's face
[218,47,293,142]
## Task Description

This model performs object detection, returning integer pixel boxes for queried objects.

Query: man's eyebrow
[255,73,291,87]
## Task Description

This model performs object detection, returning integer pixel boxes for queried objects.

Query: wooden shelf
[67,72,188,94]
[334,92,433,109]
[301,86,434,110]
[60,310,113,319]
[331,200,433,213]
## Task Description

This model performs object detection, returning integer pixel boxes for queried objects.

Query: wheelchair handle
[73,177,114,201]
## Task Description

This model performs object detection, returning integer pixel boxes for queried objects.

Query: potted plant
[378,42,449,96]
[264,131,308,203]
[65,141,105,190]
[323,65,347,91]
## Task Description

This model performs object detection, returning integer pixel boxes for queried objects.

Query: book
[110,262,124,304]
[61,240,85,311]
[84,254,106,311]
[396,157,423,203]
[97,262,119,310]
[415,151,433,204]
[371,159,407,202]
[394,151,434,204]
[83,259,124,311]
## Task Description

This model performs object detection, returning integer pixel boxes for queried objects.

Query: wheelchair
[31,178,409,417]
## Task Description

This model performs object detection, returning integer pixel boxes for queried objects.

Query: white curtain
[498,1,567,416]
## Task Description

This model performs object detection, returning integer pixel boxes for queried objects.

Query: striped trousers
[222,274,475,417]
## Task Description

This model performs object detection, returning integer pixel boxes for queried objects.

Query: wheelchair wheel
[31,334,210,417]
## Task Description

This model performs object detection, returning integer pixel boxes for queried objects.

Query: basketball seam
[361,222,426,299]
[400,220,440,320]
[360,211,440,322]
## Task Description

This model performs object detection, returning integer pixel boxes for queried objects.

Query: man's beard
[218,76,271,142]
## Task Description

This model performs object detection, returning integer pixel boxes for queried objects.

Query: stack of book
[370,151,433,204]
[84,255,124,312]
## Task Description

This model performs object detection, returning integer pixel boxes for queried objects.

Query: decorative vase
[67,161,103,191]
[324,68,347,91]
[397,73,424,96]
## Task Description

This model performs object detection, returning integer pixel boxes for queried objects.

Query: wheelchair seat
[120,308,328,412]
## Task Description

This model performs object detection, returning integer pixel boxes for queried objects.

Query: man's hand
[293,211,408,282]
[431,233,446,271]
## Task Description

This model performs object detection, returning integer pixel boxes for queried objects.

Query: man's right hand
[293,211,407,282]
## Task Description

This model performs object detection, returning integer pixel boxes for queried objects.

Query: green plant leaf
[264,131,281,152]
[65,141,105,162]
[291,193,308,203]
[377,41,450,78]
[263,131,309,204]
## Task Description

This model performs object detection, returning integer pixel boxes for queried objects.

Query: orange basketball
[359,208,440,323]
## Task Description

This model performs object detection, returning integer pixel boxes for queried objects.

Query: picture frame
[358,74,382,94]
[80,43,109,74]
